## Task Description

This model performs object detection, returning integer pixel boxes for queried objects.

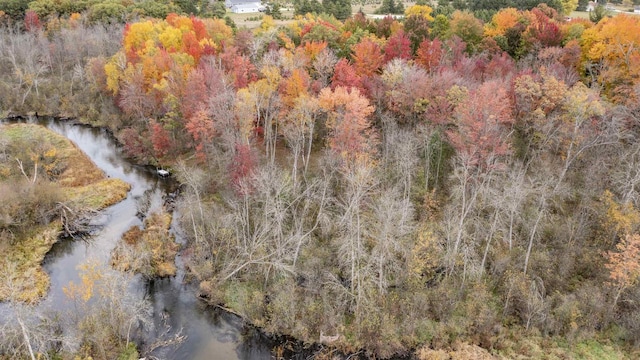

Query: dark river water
[1,117,275,359]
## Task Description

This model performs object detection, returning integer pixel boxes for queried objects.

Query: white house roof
[226,0,260,7]
[231,3,261,9]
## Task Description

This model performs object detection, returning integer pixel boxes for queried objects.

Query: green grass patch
[571,340,628,360]
[222,281,267,326]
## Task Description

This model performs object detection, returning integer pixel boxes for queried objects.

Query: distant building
[226,0,263,11]
[367,14,404,20]
[230,3,262,13]
[586,1,596,11]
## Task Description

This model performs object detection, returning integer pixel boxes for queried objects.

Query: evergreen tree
[201,1,227,18]
[0,0,34,20]
[175,0,199,14]
[511,0,564,13]
[323,0,352,19]
[577,0,589,10]
[266,1,283,19]
[452,0,468,10]
[375,0,405,14]
[294,0,324,15]
[470,0,510,11]
[589,4,610,22]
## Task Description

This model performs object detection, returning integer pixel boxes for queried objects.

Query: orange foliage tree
[105,14,228,113]
[104,14,234,159]
[318,86,378,168]
[351,37,385,77]
[581,15,640,103]
[605,233,640,308]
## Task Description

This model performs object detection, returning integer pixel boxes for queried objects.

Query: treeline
[0,0,229,25]
[2,3,640,358]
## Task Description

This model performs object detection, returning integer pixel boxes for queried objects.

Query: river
[1,117,276,359]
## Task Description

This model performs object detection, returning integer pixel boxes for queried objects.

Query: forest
[2,0,640,358]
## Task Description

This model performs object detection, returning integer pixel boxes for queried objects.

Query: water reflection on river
[1,117,273,359]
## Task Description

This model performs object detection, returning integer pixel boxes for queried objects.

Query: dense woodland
[3,0,640,358]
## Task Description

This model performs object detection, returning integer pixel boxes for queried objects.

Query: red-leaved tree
[331,58,362,90]
[185,109,216,162]
[24,10,41,33]
[383,31,412,63]
[229,143,257,194]
[149,120,172,159]
[447,80,515,170]
[416,38,443,72]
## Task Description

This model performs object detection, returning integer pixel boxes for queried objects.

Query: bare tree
[174,161,208,245]
[188,164,329,285]
[281,95,320,189]
[312,49,338,88]
[0,27,50,107]
[62,261,152,358]
[381,116,420,201]
[365,186,414,293]
[334,162,378,311]
[0,262,76,359]
[444,154,494,276]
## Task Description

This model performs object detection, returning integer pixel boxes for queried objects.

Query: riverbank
[0,122,130,303]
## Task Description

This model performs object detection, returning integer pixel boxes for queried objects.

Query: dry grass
[416,342,497,360]
[0,222,61,303]
[227,9,296,29]
[111,210,179,278]
[0,123,130,303]
[65,178,130,208]
[569,11,591,19]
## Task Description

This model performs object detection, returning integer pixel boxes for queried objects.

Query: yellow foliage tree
[484,8,520,38]
[404,5,434,21]
[599,190,640,244]
[580,15,640,102]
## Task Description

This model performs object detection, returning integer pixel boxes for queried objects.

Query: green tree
[449,10,484,53]
[469,0,509,11]
[589,4,610,22]
[0,0,31,20]
[28,0,92,18]
[577,0,589,10]
[434,2,455,16]
[375,0,405,14]
[88,2,127,24]
[174,0,198,14]
[294,0,324,15]
[452,0,468,10]
[430,13,450,39]
[201,1,227,18]
[265,1,283,19]
[323,0,351,20]
[512,0,563,13]
[132,0,180,18]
